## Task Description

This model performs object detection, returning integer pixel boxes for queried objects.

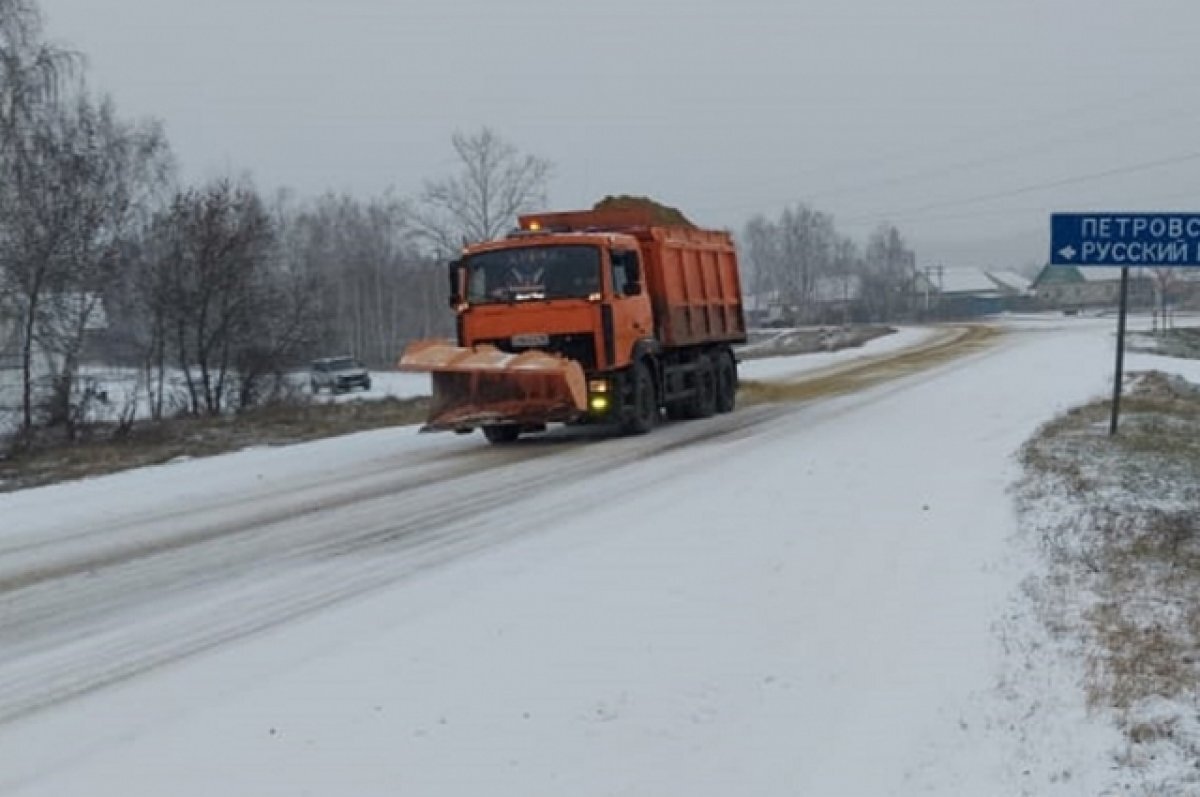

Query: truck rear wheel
[715,351,737,414]
[482,425,521,444]
[664,401,688,421]
[622,360,658,435]
[689,355,717,419]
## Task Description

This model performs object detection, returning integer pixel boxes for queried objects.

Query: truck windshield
[466,245,600,303]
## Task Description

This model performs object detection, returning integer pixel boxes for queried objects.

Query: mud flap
[399,340,588,431]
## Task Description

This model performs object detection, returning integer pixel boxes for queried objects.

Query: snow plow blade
[398,340,588,431]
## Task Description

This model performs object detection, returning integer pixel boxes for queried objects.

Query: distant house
[748,266,1032,323]
[1030,265,1152,308]
[744,277,867,326]
[918,266,1033,317]
[811,274,863,323]
[987,270,1032,295]
[743,290,786,327]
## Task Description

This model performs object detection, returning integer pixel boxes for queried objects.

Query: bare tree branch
[416,127,552,255]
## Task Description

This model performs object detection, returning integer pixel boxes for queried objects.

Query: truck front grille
[483,333,597,371]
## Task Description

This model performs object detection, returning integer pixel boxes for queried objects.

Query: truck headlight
[588,379,609,394]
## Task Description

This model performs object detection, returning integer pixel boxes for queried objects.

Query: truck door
[605,248,654,370]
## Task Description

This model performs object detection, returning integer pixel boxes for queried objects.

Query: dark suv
[310,356,372,394]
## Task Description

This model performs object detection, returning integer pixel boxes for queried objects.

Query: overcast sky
[35,0,1200,267]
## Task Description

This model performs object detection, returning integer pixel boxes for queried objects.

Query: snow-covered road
[0,316,1179,795]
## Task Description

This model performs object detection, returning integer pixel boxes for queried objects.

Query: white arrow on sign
[1058,245,1077,261]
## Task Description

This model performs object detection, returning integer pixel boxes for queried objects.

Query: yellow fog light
[589,395,609,412]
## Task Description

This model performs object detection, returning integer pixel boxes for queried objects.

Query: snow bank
[739,326,940,381]
[1127,350,1200,384]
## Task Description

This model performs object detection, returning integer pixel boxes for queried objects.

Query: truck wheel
[715,351,737,414]
[622,360,658,435]
[483,425,521,444]
[664,401,689,421]
[691,355,717,419]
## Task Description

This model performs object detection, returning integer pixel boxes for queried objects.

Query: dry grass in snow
[1016,371,1200,794]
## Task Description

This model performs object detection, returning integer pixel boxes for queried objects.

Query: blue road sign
[1050,212,1200,267]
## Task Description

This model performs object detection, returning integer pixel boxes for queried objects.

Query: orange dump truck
[398,208,747,443]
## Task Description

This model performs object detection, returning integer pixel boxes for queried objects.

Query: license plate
[511,333,549,347]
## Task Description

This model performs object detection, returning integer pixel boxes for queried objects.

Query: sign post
[1110,266,1129,435]
[1050,212,1200,435]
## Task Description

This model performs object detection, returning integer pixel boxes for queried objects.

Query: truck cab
[450,230,654,378]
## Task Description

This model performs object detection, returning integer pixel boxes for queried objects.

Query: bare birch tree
[282,192,447,365]
[34,96,170,432]
[861,224,917,321]
[0,0,79,432]
[743,204,839,322]
[778,204,837,318]
[1150,267,1177,333]
[744,206,915,324]
[417,127,552,253]
[138,180,280,416]
[743,213,781,304]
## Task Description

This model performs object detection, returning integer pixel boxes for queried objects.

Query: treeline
[743,205,917,323]
[0,0,549,434]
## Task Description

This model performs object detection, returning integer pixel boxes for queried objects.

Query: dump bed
[517,209,746,350]
[636,225,745,349]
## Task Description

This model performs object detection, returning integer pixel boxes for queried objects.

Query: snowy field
[0,367,431,435]
[83,365,434,409]
[0,313,1198,795]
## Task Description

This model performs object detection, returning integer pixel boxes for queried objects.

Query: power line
[844,184,1200,228]
[694,80,1199,217]
[838,149,1200,227]
[798,84,1183,183]
[799,109,1200,205]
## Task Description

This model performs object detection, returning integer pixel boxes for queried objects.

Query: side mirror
[447,259,463,307]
